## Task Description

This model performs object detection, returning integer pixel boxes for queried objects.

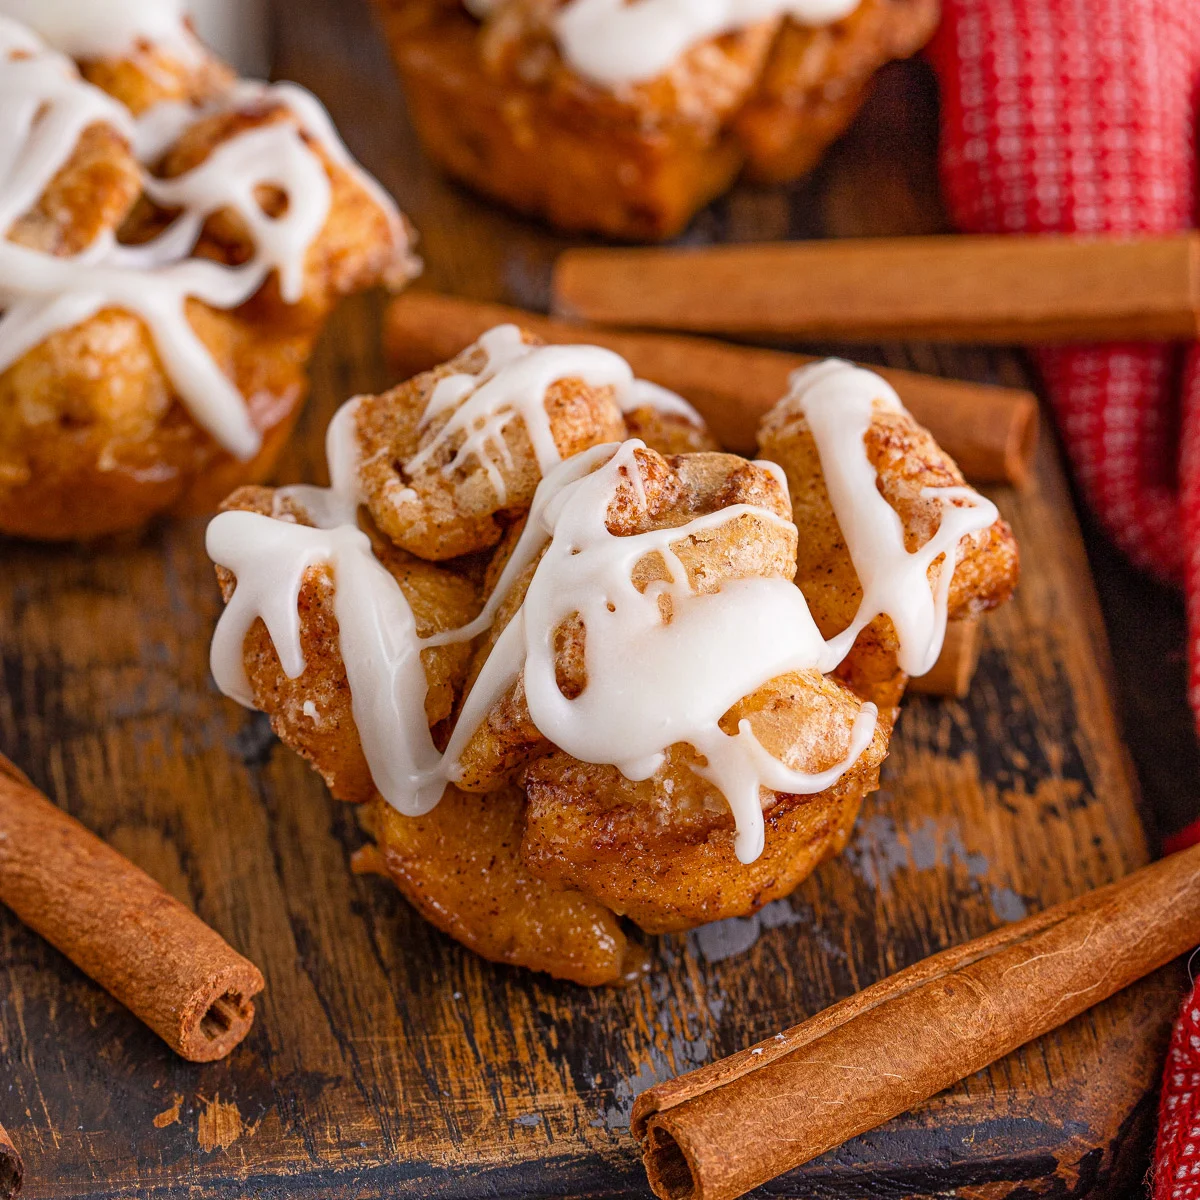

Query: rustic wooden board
[0,1,1184,1196]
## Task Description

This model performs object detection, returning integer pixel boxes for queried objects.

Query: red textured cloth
[927,4,1200,1196]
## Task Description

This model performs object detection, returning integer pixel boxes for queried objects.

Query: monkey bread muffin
[206,329,1017,984]
[0,5,417,540]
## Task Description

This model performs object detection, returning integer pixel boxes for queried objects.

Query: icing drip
[406,324,702,505]
[553,0,862,87]
[785,359,1001,677]
[274,397,365,528]
[0,0,199,62]
[0,20,408,459]
[251,80,414,283]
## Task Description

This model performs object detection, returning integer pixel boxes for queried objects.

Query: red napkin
[927,2,1200,1193]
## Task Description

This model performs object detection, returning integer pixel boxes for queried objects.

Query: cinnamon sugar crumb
[152,1094,183,1129]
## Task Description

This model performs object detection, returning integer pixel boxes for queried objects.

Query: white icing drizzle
[784,360,1001,677]
[0,0,200,62]
[406,324,703,505]
[207,348,1005,867]
[552,0,862,87]
[247,80,415,285]
[209,513,448,809]
[412,324,705,501]
[0,19,409,459]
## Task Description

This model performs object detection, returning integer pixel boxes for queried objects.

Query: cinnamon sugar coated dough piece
[522,668,888,933]
[758,359,1019,713]
[354,327,627,560]
[358,788,636,985]
[206,332,1016,984]
[216,486,480,806]
[374,0,939,240]
[0,10,417,541]
[620,403,721,456]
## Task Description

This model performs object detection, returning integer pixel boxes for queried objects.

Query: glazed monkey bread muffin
[207,329,1018,985]
[0,5,417,541]
[375,0,941,240]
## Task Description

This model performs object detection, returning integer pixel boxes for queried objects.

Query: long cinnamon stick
[0,755,264,1062]
[633,841,1200,1200]
[384,292,1039,487]
[0,1124,21,1199]
[554,233,1200,345]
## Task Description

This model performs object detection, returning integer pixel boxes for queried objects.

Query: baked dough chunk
[214,486,479,805]
[735,0,941,183]
[758,387,1020,712]
[77,37,235,116]
[6,122,141,255]
[0,305,313,540]
[622,403,721,456]
[354,330,627,561]
[357,787,636,986]
[207,350,1019,983]
[375,0,939,239]
[522,667,888,932]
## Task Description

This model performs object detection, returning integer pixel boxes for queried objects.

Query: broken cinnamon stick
[0,755,264,1063]
[633,840,1200,1200]
[553,232,1200,344]
[0,1124,21,1199]
[907,618,982,699]
[384,292,1039,487]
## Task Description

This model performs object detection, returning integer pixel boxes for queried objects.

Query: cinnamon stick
[907,618,982,699]
[633,841,1200,1200]
[0,755,264,1062]
[384,292,1039,487]
[553,233,1200,344]
[0,1124,21,1199]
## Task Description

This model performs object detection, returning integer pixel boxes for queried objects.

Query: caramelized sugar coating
[215,486,479,805]
[0,60,414,540]
[623,404,721,456]
[758,393,1020,711]
[354,331,627,561]
[7,123,141,255]
[453,448,799,792]
[78,39,235,115]
[522,669,888,932]
[735,0,941,183]
[358,788,634,986]
[374,0,939,240]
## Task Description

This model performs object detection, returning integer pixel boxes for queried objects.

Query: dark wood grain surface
[0,1,1190,1196]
